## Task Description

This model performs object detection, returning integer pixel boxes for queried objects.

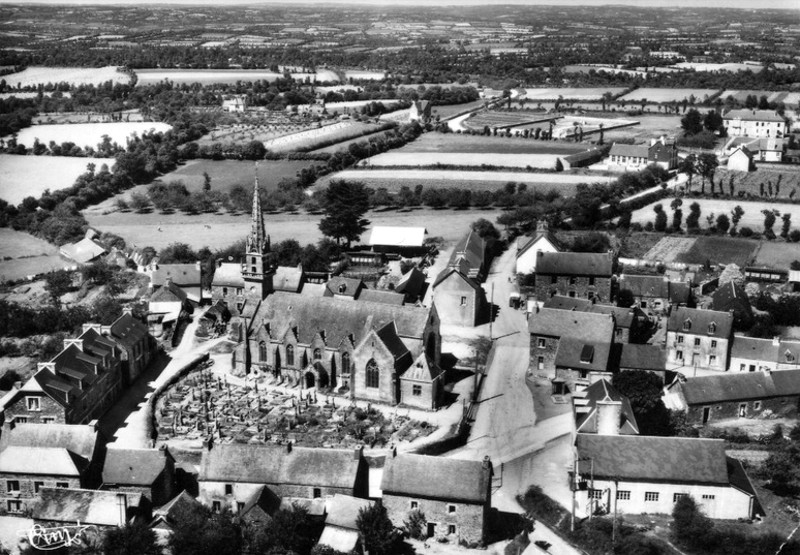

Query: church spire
[246,163,269,254]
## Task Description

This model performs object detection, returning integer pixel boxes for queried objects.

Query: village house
[198,442,367,514]
[101,447,177,507]
[107,311,156,386]
[711,281,753,331]
[222,94,248,112]
[515,220,561,275]
[665,307,733,372]
[32,488,145,536]
[607,137,678,171]
[663,369,800,425]
[723,136,785,163]
[317,494,376,553]
[555,337,613,390]
[617,274,691,314]
[393,267,427,304]
[618,344,668,383]
[448,230,488,282]
[2,326,124,425]
[542,296,650,344]
[147,262,203,303]
[409,100,432,123]
[729,336,800,373]
[432,268,486,327]
[145,279,191,338]
[381,453,492,545]
[727,146,755,171]
[150,490,207,534]
[572,379,639,437]
[533,251,614,302]
[573,435,759,520]
[59,229,107,265]
[723,109,788,139]
[0,422,102,515]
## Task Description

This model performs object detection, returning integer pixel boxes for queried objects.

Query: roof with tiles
[274,266,304,293]
[394,267,426,299]
[667,307,733,338]
[381,453,491,504]
[447,230,486,276]
[712,281,752,317]
[32,488,143,527]
[535,252,613,277]
[432,268,482,291]
[324,277,365,299]
[32,368,78,407]
[609,143,649,158]
[212,262,244,288]
[358,289,405,306]
[199,443,362,489]
[0,423,99,464]
[675,370,800,405]
[102,447,173,486]
[619,344,667,371]
[151,490,206,529]
[555,337,611,372]
[0,446,84,476]
[574,379,639,435]
[149,281,188,304]
[618,274,669,298]
[575,435,732,486]
[150,263,201,286]
[324,494,375,530]
[528,308,615,343]
[109,313,150,348]
[723,109,786,123]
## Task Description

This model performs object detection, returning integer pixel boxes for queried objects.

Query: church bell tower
[242,166,274,300]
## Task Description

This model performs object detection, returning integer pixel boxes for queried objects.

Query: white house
[515,221,561,275]
[723,109,787,138]
[729,336,800,373]
[574,435,759,520]
[726,147,754,172]
[222,95,247,113]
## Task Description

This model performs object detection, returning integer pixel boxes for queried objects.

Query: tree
[404,509,428,540]
[670,198,683,231]
[703,110,723,133]
[247,503,315,555]
[672,496,713,550]
[685,202,701,230]
[170,509,241,555]
[715,213,730,234]
[159,242,198,264]
[318,180,370,248]
[45,269,72,306]
[762,209,778,238]
[203,171,212,192]
[679,154,696,193]
[781,213,792,239]
[696,153,719,195]
[680,108,703,135]
[612,371,672,435]
[103,522,159,555]
[731,205,744,233]
[357,503,400,555]
[653,204,667,232]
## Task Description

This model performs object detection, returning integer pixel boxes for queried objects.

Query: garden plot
[618,88,721,104]
[0,228,72,283]
[643,236,698,263]
[755,242,800,270]
[0,154,115,204]
[522,87,628,101]
[2,66,132,88]
[14,122,172,150]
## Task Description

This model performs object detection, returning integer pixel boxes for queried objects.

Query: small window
[26,397,41,411]
[683,319,692,331]
[212,501,221,513]
[460,296,467,306]
[569,276,577,285]
[755,401,762,410]
[711,340,717,349]
[740,364,746,372]
[6,480,19,493]
[588,291,595,300]
[447,504,456,514]
[551,276,557,284]
[677,335,684,343]
[709,355,717,365]
[313,488,322,499]
[7,500,21,513]
[14,416,28,424]
[641,301,648,309]
[410,500,419,510]
[225,484,233,495]
[645,492,659,502]
[412,385,422,396]
[702,494,716,500]
[676,350,683,360]
[708,322,717,334]
[42,416,55,424]
[237,502,245,513]
[448,524,456,535]
[222,287,228,296]
[537,356,544,370]
[589,489,603,500]
[694,338,701,347]
[616,490,631,500]
[56,482,68,489]
[589,277,595,286]
[673,493,687,503]
[34,481,44,493]
[537,338,546,348]
[568,290,576,298]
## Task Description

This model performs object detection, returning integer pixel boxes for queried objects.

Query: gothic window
[342,352,351,374]
[366,359,379,388]
[286,345,295,367]
[259,341,267,362]
[313,348,322,361]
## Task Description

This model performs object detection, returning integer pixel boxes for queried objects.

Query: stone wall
[383,493,487,546]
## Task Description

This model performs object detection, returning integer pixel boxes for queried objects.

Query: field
[675,236,758,267]
[3,66,132,88]
[151,159,318,194]
[343,70,386,80]
[617,88,721,103]
[631,199,800,232]
[601,114,682,142]
[754,242,800,270]
[720,90,800,106]
[643,236,698,263]
[431,99,487,119]
[463,111,554,130]
[715,167,800,199]
[0,228,73,283]
[673,62,759,73]
[311,129,395,154]
[0,154,116,204]
[135,69,311,85]
[564,65,647,78]
[262,121,383,152]
[316,169,615,194]
[84,207,504,251]
[389,133,588,155]
[363,152,561,169]
[522,87,628,101]
[14,122,173,150]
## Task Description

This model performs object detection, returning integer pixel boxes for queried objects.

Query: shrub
[404,510,427,540]
[790,230,800,243]
[739,227,754,237]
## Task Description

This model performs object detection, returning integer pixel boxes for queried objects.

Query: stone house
[2,327,124,425]
[198,442,367,515]
[555,337,613,390]
[711,281,753,331]
[381,453,492,546]
[147,262,203,303]
[729,336,800,373]
[533,252,613,302]
[542,296,649,344]
[607,137,678,171]
[617,274,691,314]
[101,447,177,507]
[0,423,101,515]
[515,221,561,276]
[150,490,207,533]
[32,488,145,533]
[448,230,488,282]
[663,369,800,425]
[574,435,759,520]
[146,280,191,338]
[317,494,375,553]
[618,344,668,384]
[108,311,156,386]
[723,109,787,139]
[665,307,733,372]
[432,268,486,327]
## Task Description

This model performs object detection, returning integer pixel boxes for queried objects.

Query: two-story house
[723,109,788,138]
[533,251,614,302]
[665,307,733,372]
[729,336,800,373]
[101,447,177,507]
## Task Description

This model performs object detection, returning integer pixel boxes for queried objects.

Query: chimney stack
[354,445,363,461]
[596,399,623,436]
[116,493,128,527]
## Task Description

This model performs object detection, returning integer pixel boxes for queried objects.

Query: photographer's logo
[18,523,95,551]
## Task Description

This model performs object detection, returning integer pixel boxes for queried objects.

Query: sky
[5,0,800,8]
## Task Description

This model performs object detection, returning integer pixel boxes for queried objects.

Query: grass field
[432,100,488,119]
[601,114,682,142]
[0,228,73,282]
[675,236,758,267]
[362,152,560,169]
[152,159,318,194]
[3,66,132,88]
[136,69,305,85]
[632,199,800,233]
[0,154,116,205]
[522,87,628,101]
[84,207,504,251]
[618,232,668,259]
[263,121,383,152]
[720,90,800,106]
[14,122,172,150]
[311,129,395,154]
[389,133,588,155]
[617,88,721,103]
[343,70,385,80]
[755,242,800,270]
[464,111,554,130]
[715,167,800,199]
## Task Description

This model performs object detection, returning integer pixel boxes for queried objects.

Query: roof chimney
[116,493,128,527]
[122,307,133,317]
[596,399,623,436]
[773,336,781,347]
[354,445,363,461]
[64,339,83,352]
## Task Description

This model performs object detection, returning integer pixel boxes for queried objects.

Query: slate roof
[324,494,375,530]
[358,289,405,306]
[324,277,365,299]
[731,336,780,363]
[574,379,639,435]
[575,435,730,485]
[402,353,442,382]
[448,231,486,277]
[394,268,426,300]
[670,281,691,305]
[212,262,244,288]
[317,527,359,554]
[432,268,482,290]
[240,485,281,522]
[517,231,561,258]
[59,236,107,264]
[609,143,649,159]
[375,322,410,359]
[535,252,613,277]
[619,344,667,371]
[151,491,206,530]
[32,488,142,526]
[712,281,752,318]
[667,307,733,338]
[149,281,188,304]
[528,308,614,343]
[274,266,304,293]
[0,446,83,476]
[51,344,100,388]
[199,443,362,490]
[80,327,118,358]
[676,370,800,405]
[381,454,490,504]
[0,422,98,462]
[618,275,669,298]
[555,337,611,372]
[723,109,786,123]
[109,313,150,348]
[150,263,201,286]
[368,226,427,248]
[32,368,77,407]
[102,447,173,486]
[542,296,594,312]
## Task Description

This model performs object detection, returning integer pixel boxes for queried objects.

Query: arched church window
[366,359,379,389]
[286,345,295,367]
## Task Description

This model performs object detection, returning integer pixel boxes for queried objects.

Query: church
[212,175,444,410]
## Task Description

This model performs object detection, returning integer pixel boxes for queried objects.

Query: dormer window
[338,284,347,294]
[786,350,795,362]
[579,345,594,364]
[707,322,716,334]
[683,319,692,331]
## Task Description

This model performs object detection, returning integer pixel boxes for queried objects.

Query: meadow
[262,121,383,152]
[152,159,318,194]
[522,87,628,101]
[391,133,588,155]
[0,155,116,204]
[715,168,800,200]
[362,152,561,169]
[431,99,488,119]
[675,236,758,267]
[464,111,554,130]
[2,66,132,88]
[755,242,800,269]
[134,68,343,86]
[617,88,721,103]
[14,122,173,150]
[720,90,800,106]
[0,228,72,283]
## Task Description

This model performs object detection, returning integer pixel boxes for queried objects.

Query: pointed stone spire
[246,162,269,254]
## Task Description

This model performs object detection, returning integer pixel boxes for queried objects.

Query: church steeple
[242,163,273,300]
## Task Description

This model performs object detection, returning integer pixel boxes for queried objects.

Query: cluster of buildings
[723,109,789,168]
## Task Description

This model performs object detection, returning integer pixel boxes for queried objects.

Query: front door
[702,407,710,424]
[427,523,436,538]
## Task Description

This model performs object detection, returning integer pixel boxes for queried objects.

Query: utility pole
[489,282,495,340]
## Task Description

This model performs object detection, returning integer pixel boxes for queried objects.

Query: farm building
[32,488,145,532]
[222,95,247,112]
[711,281,753,330]
[533,251,614,303]
[665,307,733,372]
[572,378,639,436]
[744,266,787,283]
[515,220,561,275]
[607,136,677,171]
[432,268,486,327]
[724,136,784,163]
[145,280,191,337]
[368,226,428,256]
[573,435,759,521]
[727,147,755,171]
[723,109,787,139]
[59,229,107,264]
[318,495,376,553]
[101,447,177,507]
[663,369,800,424]
[147,262,203,303]
[729,336,800,373]
[617,274,691,315]
[558,145,611,170]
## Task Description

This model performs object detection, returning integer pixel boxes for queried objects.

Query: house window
[644,492,659,502]
[702,494,716,500]
[673,493,687,503]
[237,502,245,513]
[677,335,684,344]
[589,277,595,286]
[26,397,41,411]
[14,417,27,424]
[740,364,746,372]
[447,504,456,514]
[676,350,683,361]
[286,345,295,367]
[366,359,380,388]
[56,482,68,489]
[222,287,228,296]
[412,385,422,396]
[709,355,717,366]
[616,491,631,501]
[755,401,762,410]
[569,277,576,285]
[537,356,544,370]
[537,338,546,349]
[460,296,467,306]
[568,291,576,298]
[683,319,692,331]
[410,500,419,510]
[33,481,44,493]
[711,340,717,349]
[589,489,603,500]
[448,524,456,535]
[708,323,717,334]
[588,291,594,300]
[6,500,21,513]
[313,488,322,499]
[225,484,233,495]
[641,301,648,309]
[694,338,701,347]
[6,480,19,493]
[212,501,221,513]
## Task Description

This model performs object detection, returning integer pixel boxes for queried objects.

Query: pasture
[0,228,72,283]
[617,88,721,104]
[153,159,318,194]
[362,152,560,169]
[432,100,488,119]
[0,155,116,205]
[135,69,314,85]
[675,236,758,267]
[84,207,503,251]
[755,242,800,270]
[464,111,555,130]
[390,133,588,155]
[720,90,800,107]
[522,88,628,101]
[715,167,800,200]
[2,66,132,88]
[14,122,173,150]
